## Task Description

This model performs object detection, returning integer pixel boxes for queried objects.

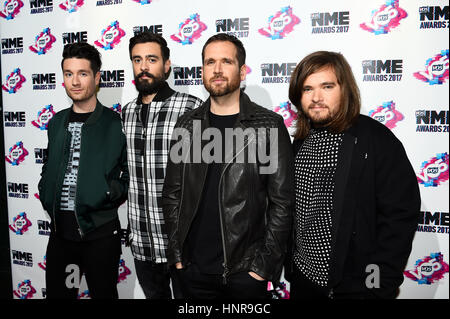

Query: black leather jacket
[162,92,294,284]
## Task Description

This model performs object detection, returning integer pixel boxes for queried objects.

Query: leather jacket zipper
[218,131,255,284]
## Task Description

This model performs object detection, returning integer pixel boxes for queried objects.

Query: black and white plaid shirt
[122,82,203,262]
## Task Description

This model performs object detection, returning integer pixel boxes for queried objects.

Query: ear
[240,64,247,81]
[94,71,101,86]
[164,59,171,75]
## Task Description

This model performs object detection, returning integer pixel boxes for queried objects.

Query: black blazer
[289,115,420,298]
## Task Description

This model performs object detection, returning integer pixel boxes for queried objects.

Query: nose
[140,59,150,72]
[213,61,223,74]
[311,89,323,103]
[72,74,80,86]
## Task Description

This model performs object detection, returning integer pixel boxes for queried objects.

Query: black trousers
[45,233,121,299]
[289,267,330,299]
[133,259,183,299]
[176,263,269,299]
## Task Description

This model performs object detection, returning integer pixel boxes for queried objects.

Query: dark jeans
[45,233,121,299]
[289,267,330,299]
[134,259,183,299]
[176,263,269,299]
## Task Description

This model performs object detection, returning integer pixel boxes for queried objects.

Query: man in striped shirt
[122,32,202,299]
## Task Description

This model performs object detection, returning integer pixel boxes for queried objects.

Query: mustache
[308,102,328,109]
[210,75,227,81]
[136,71,156,79]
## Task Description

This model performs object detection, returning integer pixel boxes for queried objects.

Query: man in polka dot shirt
[285,51,420,299]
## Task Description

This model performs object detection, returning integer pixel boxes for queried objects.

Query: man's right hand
[175,262,183,269]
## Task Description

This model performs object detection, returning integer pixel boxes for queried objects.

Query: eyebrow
[63,69,92,73]
[132,54,159,60]
[204,57,236,63]
[303,81,337,87]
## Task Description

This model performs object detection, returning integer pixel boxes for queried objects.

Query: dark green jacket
[38,100,129,237]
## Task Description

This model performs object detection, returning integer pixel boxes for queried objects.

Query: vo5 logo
[368,101,403,129]
[404,252,449,285]
[414,50,449,85]
[171,13,207,45]
[417,153,449,187]
[258,6,300,40]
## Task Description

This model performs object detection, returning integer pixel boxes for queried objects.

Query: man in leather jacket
[162,33,294,299]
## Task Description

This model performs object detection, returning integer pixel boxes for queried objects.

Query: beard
[303,103,334,127]
[134,71,165,96]
[204,73,241,97]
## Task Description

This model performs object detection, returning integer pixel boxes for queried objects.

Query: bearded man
[122,32,203,299]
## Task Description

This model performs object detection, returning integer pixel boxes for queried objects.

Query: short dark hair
[61,42,102,74]
[201,33,246,68]
[128,32,170,62]
[289,51,361,140]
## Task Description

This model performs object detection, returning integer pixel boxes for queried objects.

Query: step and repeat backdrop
[1,0,448,299]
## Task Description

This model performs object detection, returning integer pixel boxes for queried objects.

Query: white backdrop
[1,0,448,299]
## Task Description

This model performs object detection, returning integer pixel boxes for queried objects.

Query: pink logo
[2,68,26,94]
[171,13,207,45]
[360,0,407,34]
[5,141,29,166]
[14,280,36,299]
[258,6,300,40]
[9,212,32,235]
[132,0,151,4]
[77,290,90,299]
[38,256,46,271]
[368,101,403,129]
[417,153,449,187]
[268,281,290,299]
[110,103,122,113]
[404,253,449,285]
[29,28,56,55]
[94,21,126,50]
[274,101,297,128]
[59,0,84,13]
[413,50,449,85]
[118,259,131,283]
[0,0,24,20]
[31,105,55,130]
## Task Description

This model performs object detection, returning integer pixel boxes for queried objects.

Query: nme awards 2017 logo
[368,101,404,129]
[31,105,55,130]
[29,27,56,55]
[94,21,126,50]
[274,102,297,128]
[2,68,26,93]
[360,0,407,35]
[413,50,449,85]
[9,212,32,235]
[259,6,300,40]
[417,152,449,187]
[5,141,29,166]
[0,0,24,20]
[404,253,449,285]
[59,0,84,13]
[171,13,207,45]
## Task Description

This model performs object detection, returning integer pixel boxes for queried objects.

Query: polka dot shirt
[293,128,343,287]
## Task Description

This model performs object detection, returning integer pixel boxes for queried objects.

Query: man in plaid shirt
[122,32,202,299]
